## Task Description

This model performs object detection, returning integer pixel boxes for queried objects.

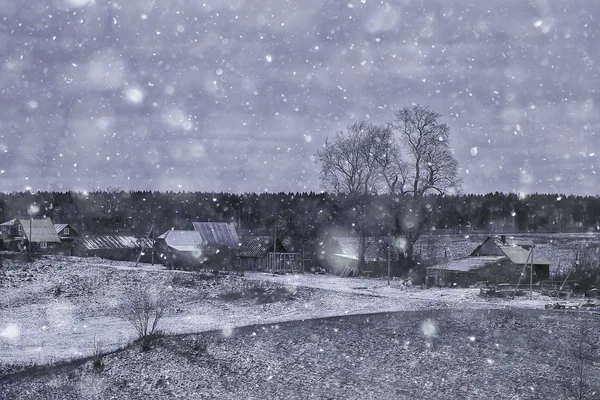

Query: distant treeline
[0,191,599,242]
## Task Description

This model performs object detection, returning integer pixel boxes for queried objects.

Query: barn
[70,235,153,262]
[237,236,286,271]
[191,222,240,269]
[155,230,204,269]
[427,235,550,287]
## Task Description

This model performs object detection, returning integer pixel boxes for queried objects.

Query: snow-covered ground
[0,255,570,366]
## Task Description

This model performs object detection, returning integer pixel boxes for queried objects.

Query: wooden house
[70,235,153,262]
[54,223,81,247]
[191,222,240,268]
[237,236,286,271]
[427,235,550,287]
[155,230,203,269]
[0,217,61,253]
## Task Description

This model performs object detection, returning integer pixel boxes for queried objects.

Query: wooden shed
[237,236,286,271]
[71,235,153,262]
[155,230,204,269]
[191,222,240,268]
[427,235,550,287]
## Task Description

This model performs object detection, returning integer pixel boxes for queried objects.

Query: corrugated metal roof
[19,218,62,243]
[157,230,203,252]
[75,235,153,250]
[239,236,273,257]
[428,256,507,272]
[192,222,240,248]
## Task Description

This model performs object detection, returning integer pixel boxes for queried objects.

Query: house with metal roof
[70,235,154,262]
[155,230,204,269]
[190,222,240,269]
[191,222,240,248]
[0,217,61,253]
[427,236,550,287]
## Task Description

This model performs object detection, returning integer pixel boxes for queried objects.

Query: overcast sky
[0,0,599,195]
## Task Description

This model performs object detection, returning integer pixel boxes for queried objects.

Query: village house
[54,223,81,248]
[237,236,287,271]
[191,222,241,268]
[0,217,62,253]
[155,230,203,269]
[70,235,153,262]
[427,235,551,287]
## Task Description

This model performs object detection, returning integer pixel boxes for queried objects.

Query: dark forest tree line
[0,190,599,241]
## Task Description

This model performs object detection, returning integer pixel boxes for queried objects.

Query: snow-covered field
[0,255,562,367]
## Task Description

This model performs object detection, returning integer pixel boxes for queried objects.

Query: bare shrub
[117,287,166,351]
[92,335,104,371]
[562,324,600,400]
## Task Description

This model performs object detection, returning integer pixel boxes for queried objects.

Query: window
[39,242,47,249]
[64,227,70,235]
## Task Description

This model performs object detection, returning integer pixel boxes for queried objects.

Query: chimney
[500,235,506,244]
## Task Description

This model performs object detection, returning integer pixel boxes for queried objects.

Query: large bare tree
[316,121,390,273]
[388,105,461,260]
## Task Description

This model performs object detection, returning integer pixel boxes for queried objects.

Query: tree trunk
[357,233,367,276]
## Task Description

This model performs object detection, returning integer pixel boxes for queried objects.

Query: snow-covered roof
[157,230,203,252]
[499,244,550,265]
[505,237,534,247]
[75,235,153,250]
[19,218,62,243]
[332,253,359,260]
[471,236,550,266]
[428,256,507,272]
[0,219,16,227]
[333,236,398,262]
[192,222,240,248]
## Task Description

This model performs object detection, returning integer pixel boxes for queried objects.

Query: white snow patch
[1,324,20,340]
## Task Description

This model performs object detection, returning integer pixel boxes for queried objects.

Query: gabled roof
[54,223,79,236]
[157,230,203,252]
[19,218,62,243]
[239,236,275,257]
[471,236,550,266]
[428,256,508,272]
[74,235,153,250]
[192,222,240,248]
[54,224,68,233]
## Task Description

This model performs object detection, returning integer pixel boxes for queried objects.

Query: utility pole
[387,234,391,286]
[530,245,534,300]
[273,224,277,275]
[151,225,155,265]
[29,214,32,259]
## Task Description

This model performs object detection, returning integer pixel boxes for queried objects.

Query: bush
[117,287,166,351]
[92,336,104,372]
